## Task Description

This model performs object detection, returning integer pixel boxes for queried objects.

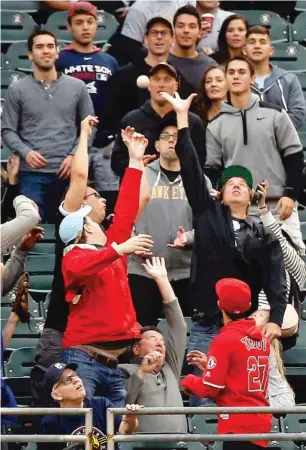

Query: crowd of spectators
[1,0,306,449]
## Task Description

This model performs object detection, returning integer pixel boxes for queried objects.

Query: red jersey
[62,168,142,347]
[182,318,271,447]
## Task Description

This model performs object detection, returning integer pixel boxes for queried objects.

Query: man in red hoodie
[58,131,153,407]
[181,278,272,450]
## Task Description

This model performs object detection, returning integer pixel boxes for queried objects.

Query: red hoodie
[62,168,141,348]
[182,319,271,447]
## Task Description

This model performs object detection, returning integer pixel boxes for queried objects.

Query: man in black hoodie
[111,63,206,178]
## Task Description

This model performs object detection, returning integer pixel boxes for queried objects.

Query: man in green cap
[159,89,287,407]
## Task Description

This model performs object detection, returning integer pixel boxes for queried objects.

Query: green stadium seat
[29,274,53,292]
[1,141,13,163]
[234,10,289,42]
[301,299,306,321]
[1,294,40,319]
[283,319,306,375]
[292,12,306,43]
[41,291,51,318]
[3,41,34,72]
[1,1,39,13]
[295,1,306,11]
[39,223,56,242]
[270,43,306,71]
[1,318,44,350]
[119,441,203,450]
[295,73,306,91]
[29,242,56,255]
[1,69,26,99]
[4,376,32,407]
[299,208,306,223]
[301,223,306,242]
[1,11,38,44]
[43,11,118,43]
[25,255,55,273]
[5,347,36,377]
[157,317,192,345]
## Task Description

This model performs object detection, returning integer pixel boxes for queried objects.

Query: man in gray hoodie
[244,26,305,130]
[205,55,305,253]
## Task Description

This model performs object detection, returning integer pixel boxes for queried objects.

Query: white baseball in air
[136,75,150,89]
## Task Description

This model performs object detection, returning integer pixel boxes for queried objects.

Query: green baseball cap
[220,165,253,190]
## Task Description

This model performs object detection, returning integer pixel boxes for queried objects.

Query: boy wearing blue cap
[40,362,141,450]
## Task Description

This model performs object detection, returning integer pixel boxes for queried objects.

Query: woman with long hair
[211,14,249,65]
[194,66,228,124]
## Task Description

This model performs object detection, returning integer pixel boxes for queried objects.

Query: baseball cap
[146,16,173,34]
[216,278,251,315]
[44,362,78,395]
[59,205,92,245]
[68,2,97,19]
[149,63,178,80]
[220,165,253,190]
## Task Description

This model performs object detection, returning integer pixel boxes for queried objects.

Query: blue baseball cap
[44,362,78,394]
[59,205,92,245]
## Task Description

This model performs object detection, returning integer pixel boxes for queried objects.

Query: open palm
[142,257,168,280]
[160,92,197,114]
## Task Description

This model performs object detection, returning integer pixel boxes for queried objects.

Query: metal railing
[106,406,306,450]
[0,407,93,450]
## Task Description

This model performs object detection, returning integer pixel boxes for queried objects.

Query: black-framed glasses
[149,30,172,37]
[53,372,79,391]
[84,192,101,200]
[159,133,178,141]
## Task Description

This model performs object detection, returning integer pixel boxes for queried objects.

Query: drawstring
[241,110,248,145]
[154,171,161,187]
[277,79,288,112]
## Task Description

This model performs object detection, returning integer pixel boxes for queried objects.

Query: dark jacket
[111,100,206,178]
[176,127,287,327]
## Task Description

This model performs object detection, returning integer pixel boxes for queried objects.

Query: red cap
[216,278,251,314]
[68,2,97,19]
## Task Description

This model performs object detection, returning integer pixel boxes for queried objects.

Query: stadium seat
[25,255,55,273]
[41,291,51,319]
[292,12,306,43]
[299,207,306,223]
[283,319,306,375]
[157,316,192,345]
[296,73,306,91]
[301,299,306,321]
[190,413,222,450]
[301,223,306,242]
[233,10,289,42]
[28,274,53,304]
[39,223,56,242]
[29,242,56,255]
[281,412,306,443]
[1,141,13,163]
[295,1,306,11]
[43,11,118,43]
[1,318,44,350]
[1,11,38,44]
[119,441,203,450]
[1,1,39,13]
[1,69,26,99]
[2,41,34,72]
[1,294,40,319]
[5,347,37,377]
[269,43,306,71]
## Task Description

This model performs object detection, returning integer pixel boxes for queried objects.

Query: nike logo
[257,117,266,120]
[84,57,92,60]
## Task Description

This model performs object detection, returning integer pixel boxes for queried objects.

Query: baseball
[137,75,150,89]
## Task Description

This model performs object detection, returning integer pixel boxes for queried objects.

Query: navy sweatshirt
[56,47,119,147]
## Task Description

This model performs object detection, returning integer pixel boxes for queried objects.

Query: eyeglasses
[159,133,178,141]
[84,192,101,200]
[149,30,172,37]
[52,372,79,391]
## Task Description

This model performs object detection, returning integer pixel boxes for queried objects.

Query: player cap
[220,165,253,190]
[59,205,92,245]
[216,278,251,315]
[44,362,78,394]
[68,2,97,19]
[149,63,178,80]
[146,16,173,34]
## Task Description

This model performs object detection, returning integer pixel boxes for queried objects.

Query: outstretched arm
[160,92,213,217]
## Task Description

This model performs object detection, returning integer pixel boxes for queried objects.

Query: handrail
[0,407,93,450]
[106,406,306,450]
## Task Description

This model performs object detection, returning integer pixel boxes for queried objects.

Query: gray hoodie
[252,64,306,130]
[205,94,303,200]
[128,160,195,281]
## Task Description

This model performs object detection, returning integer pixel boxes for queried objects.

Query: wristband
[258,205,267,209]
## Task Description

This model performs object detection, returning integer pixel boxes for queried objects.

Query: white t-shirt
[255,74,269,91]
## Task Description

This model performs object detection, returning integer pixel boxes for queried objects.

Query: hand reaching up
[160,92,197,114]
[142,257,168,281]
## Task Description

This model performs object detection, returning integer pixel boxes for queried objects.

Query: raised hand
[138,350,163,375]
[127,132,149,161]
[117,234,153,255]
[256,180,269,209]
[168,226,187,249]
[159,92,197,114]
[81,115,99,136]
[121,126,136,148]
[19,226,44,251]
[186,350,207,371]
[142,257,168,281]
[7,155,20,183]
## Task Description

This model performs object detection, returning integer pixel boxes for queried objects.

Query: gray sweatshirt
[1,73,94,173]
[205,94,303,200]
[119,299,187,433]
[128,160,194,281]
[1,195,39,253]
[252,64,306,130]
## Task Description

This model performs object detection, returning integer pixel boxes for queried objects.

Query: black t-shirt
[160,165,180,183]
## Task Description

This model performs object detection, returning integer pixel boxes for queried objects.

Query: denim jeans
[60,348,126,407]
[187,322,221,406]
[19,171,68,223]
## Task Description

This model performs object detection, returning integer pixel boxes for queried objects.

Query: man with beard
[1,30,94,222]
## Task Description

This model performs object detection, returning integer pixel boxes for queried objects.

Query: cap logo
[54,363,64,369]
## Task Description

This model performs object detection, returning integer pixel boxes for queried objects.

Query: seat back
[5,347,37,377]
[292,12,306,43]
[3,41,34,72]
[234,10,289,42]
[1,11,37,43]
[1,69,26,99]
[1,1,39,12]
[1,318,44,350]
[25,254,56,273]
[269,43,306,71]
[157,317,192,345]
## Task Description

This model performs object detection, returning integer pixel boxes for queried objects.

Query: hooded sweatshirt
[252,64,306,130]
[128,160,196,281]
[181,318,271,447]
[56,46,119,147]
[111,100,206,177]
[205,93,304,200]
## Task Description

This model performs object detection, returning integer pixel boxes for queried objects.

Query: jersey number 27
[247,356,269,392]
